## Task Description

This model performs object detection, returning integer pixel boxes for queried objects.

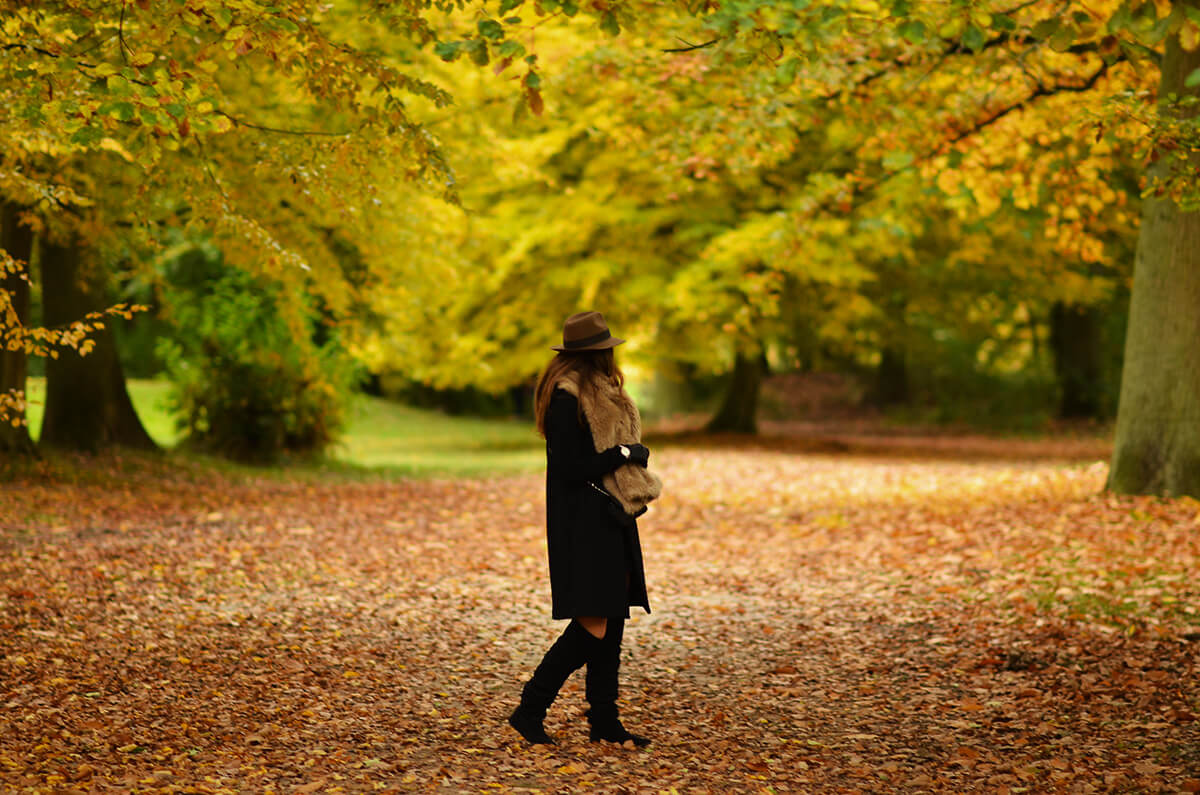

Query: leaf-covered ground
[2,441,1199,793]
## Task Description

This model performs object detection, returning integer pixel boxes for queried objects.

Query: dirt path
[2,448,1198,792]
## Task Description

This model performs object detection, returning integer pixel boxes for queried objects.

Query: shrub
[157,249,357,462]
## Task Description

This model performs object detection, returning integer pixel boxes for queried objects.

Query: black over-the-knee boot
[509,620,600,744]
[584,617,650,747]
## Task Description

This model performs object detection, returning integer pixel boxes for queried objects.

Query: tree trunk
[0,202,36,456]
[1049,302,1104,419]
[38,238,157,452]
[869,347,910,407]
[706,352,766,434]
[1108,12,1200,497]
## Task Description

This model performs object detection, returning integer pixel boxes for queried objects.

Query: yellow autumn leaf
[1181,22,1200,52]
[132,51,156,67]
[98,137,135,162]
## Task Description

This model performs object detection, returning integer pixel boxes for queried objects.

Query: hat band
[563,329,611,349]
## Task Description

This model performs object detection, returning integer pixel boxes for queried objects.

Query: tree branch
[942,60,1112,147]
[215,111,351,138]
[118,1,131,63]
[800,62,1117,222]
[663,37,720,53]
[1,44,354,138]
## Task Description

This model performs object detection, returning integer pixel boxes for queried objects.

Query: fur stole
[558,372,663,516]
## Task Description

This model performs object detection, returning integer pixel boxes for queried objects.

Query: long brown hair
[534,349,625,438]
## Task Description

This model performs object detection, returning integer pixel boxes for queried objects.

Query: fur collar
[558,371,662,516]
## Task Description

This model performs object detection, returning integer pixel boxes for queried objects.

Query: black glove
[627,443,650,467]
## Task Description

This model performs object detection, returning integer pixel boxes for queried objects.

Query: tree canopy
[3,0,1199,493]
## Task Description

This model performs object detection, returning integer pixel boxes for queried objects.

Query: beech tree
[1107,1,1200,497]
[363,0,1146,434]
[620,0,1195,484]
[0,201,35,454]
[38,235,156,451]
[0,0,603,455]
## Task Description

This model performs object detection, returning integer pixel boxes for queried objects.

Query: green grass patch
[20,378,543,478]
[327,394,543,477]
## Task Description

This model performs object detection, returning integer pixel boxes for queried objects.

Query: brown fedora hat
[551,311,625,352]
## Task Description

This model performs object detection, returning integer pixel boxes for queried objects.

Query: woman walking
[508,311,662,747]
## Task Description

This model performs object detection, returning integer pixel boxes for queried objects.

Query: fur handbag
[558,372,663,517]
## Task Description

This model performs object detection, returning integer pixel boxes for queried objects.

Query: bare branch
[118,1,131,63]
[663,38,720,53]
[215,111,351,138]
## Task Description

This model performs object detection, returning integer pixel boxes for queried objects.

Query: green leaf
[499,0,524,14]
[1107,6,1132,33]
[497,39,526,58]
[165,103,186,119]
[70,126,102,146]
[468,39,490,67]
[882,150,915,170]
[821,6,844,23]
[898,20,926,44]
[962,24,985,52]
[991,14,1017,32]
[600,10,620,36]
[1048,23,1077,52]
[433,41,463,61]
[102,101,137,122]
[1186,67,1200,88]
[503,16,522,24]
[477,19,504,39]
[1032,18,1059,40]
[775,57,798,85]
[524,71,541,89]
[562,0,578,16]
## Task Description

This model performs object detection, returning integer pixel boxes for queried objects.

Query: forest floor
[2,437,1199,794]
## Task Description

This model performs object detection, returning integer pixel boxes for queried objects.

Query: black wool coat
[544,388,651,619]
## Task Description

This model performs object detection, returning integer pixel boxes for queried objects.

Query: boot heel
[508,707,555,745]
[585,707,650,747]
[508,621,599,745]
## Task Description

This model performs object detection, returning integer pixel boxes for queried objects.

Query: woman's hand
[627,444,650,467]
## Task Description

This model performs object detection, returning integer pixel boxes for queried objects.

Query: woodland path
[2,444,1198,793]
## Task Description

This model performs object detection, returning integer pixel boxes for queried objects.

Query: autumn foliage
[2,438,1198,792]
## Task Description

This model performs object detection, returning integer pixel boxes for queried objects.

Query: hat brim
[551,336,625,352]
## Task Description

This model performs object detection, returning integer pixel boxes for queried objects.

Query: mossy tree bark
[1049,302,1104,420]
[1108,9,1200,497]
[0,202,36,456]
[38,238,157,452]
[706,352,767,434]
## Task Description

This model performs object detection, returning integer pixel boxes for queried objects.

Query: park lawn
[21,378,543,477]
[330,395,543,477]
